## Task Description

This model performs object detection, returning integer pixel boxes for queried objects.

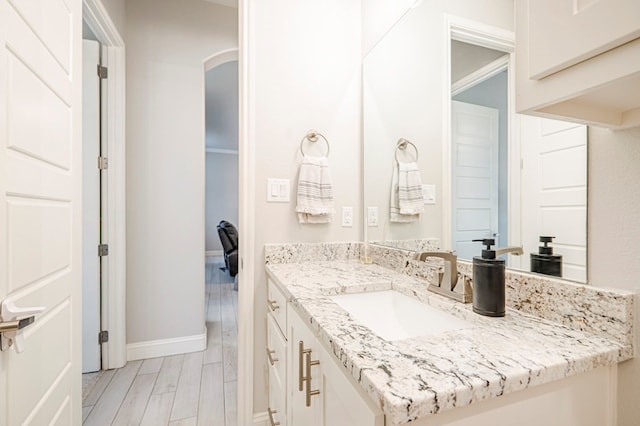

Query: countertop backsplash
[264,241,362,265]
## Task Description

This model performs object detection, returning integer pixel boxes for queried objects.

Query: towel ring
[300,130,330,158]
[395,138,418,163]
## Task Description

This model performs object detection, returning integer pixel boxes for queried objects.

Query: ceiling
[451,40,507,84]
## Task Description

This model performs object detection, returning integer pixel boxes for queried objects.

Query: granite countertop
[266,260,631,426]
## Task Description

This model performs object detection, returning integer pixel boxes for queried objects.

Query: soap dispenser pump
[472,239,506,317]
[530,236,563,277]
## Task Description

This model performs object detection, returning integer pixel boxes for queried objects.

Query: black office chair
[217,220,238,278]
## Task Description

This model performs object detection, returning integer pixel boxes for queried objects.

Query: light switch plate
[422,184,436,205]
[342,207,353,227]
[367,207,378,227]
[267,178,290,202]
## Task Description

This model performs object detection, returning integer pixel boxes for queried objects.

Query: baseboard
[253,412,269,425]
[205,250,224,257]
[127,331,207,361]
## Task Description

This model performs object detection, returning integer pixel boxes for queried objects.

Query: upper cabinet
[516,0,640,129]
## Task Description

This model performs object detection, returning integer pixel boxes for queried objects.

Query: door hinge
[98,330,109,344]
[97,65,108,79]
[98,156,108,170]
[98,244,109,257]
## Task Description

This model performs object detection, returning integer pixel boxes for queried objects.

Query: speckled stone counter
[265,260,634,425]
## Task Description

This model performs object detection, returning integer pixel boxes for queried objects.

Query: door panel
[451,101,500,260]
[0,0,81,424]
[7,0,72,72]
[7,199,71,292]
[520,115,587,282]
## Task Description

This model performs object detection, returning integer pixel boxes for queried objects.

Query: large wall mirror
[363,0,588,283]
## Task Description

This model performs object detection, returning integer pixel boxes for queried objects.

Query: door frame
[238,0,256,424]
[83,0,127,370]
[442,15,520,253]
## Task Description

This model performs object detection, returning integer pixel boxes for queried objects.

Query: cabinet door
[528,0,640,79]
[267,314,287,426]
[288,308,323,426]
[319,347,385,426]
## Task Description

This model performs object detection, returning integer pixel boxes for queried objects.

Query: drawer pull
[268,299,280,311]
[266,347,279,365]
[304,350,321,407]
[298,340,307,391]
[267,408,281,426]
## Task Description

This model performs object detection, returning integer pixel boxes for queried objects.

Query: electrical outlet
[367,207,378,227]
[342,207,353,227]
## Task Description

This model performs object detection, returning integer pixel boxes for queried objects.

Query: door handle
[1,300,45,353]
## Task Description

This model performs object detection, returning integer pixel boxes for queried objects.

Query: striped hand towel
[296,156,335,224]
[390,161,424,222]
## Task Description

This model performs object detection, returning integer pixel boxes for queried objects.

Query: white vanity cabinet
[516,0,640,129]
[267,280,288,426]
[287,305,385,426]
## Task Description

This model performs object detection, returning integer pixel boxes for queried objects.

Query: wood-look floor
[82,257,238,425]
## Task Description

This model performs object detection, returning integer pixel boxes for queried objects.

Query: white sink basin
[328,290,473,341]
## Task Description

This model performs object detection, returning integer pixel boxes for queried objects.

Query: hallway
[82,257,238,425]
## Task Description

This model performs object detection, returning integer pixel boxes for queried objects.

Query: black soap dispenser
[472,239,505,317]
[530,236,563,277]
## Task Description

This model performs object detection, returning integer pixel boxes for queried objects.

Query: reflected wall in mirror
[362,0,588,282]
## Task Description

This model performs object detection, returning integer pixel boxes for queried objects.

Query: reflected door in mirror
[451,101,500,260]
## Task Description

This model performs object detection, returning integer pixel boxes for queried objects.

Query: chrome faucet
[415,251,472,303]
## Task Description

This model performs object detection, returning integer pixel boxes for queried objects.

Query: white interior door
[0,0,82,424]
[83,39,101,373]
[451,101,499,260]
[520,115,587,281]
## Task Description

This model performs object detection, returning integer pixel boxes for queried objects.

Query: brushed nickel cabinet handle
[268,299,280,311]
[267,408,280,426]
[298,340,306,391]
[298,340,314,391]
[266,347,278,365]
[304,350,320,407]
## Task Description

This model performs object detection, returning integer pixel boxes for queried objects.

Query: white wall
[100,0,126,38]
[206,153,239,251]
[588,126,640,426]
[250,0,363,412]
[206,61,239,151]
[125,0,237,346]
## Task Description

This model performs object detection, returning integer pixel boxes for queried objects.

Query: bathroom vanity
[264,244,634,426]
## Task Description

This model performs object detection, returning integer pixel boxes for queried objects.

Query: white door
[451,101,500,260]
[0,0,82,424]
[83,39,101,373]
[520,115,587,282]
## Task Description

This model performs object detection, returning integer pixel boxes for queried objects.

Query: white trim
[206,148,239,155]
[451,55,509,97]
[253,412,269,425]
[449,16,515,53]
[203,48,239,71]
[238,0,255,424]
[83,0,127,370]
[205,250,224,257]
[126,330,207,361]
[442,15,518,252]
